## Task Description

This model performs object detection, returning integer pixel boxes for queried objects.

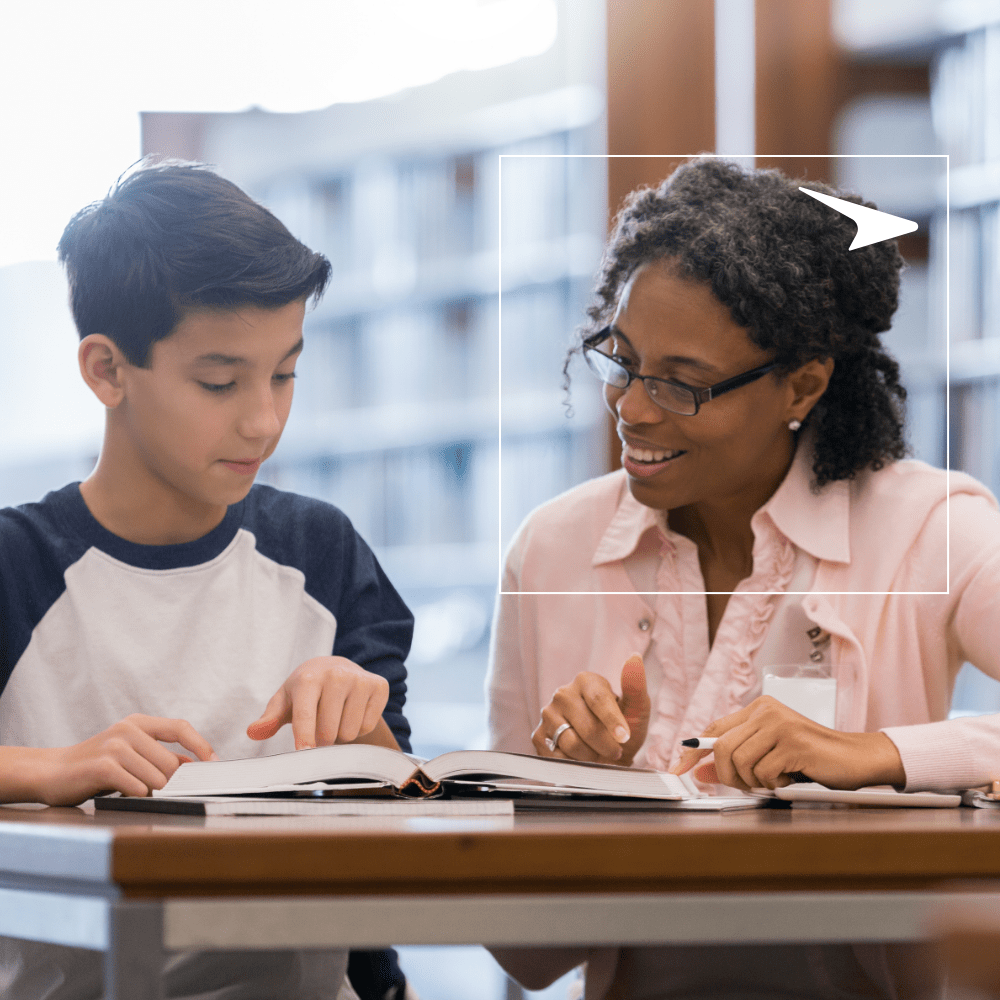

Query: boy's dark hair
[571,157,908,487]
[57,159,331,367]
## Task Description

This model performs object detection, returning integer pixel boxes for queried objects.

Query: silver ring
[544,722,573,752]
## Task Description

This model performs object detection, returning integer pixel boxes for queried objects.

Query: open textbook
[150,744,761,810]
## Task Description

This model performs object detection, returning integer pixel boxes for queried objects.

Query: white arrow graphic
[798,187,918,251]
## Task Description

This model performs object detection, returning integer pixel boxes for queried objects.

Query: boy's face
[118,300,305,510]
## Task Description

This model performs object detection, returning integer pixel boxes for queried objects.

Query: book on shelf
[146,743,762,811]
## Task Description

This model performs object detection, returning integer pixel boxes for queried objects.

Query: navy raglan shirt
[0,482,412,757]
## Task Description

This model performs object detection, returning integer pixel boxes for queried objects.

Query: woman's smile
[619,438,687,478]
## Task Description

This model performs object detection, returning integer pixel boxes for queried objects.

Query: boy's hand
[670,695,906,791]
[35,715,217,806]
[247,655,390,750]
[532,654,650,766]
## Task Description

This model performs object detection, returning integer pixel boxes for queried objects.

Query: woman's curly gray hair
[572,158,908,486]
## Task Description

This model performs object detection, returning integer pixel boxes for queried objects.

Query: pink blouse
[486,446,1000,999]
[488,441,1000,793]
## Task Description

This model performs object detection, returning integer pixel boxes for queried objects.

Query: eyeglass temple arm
[704,363,778,401]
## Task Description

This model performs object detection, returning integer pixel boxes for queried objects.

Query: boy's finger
[117,745,172,795]
[290,677,324,750]
[246,687,292,742]
[314,685,350,745]
[619,654,649,725]
[130,728,207,778]
[133,716,218,761]
[335,685,369,744]
[358,690,385,737]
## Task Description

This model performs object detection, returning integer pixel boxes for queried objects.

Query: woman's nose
[611,376,662,425]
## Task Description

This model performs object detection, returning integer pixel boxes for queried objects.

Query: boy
[0,161,413,999]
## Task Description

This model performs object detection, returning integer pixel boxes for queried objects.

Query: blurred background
[2,0,1000,996]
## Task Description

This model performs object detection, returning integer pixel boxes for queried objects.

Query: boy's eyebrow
[193,338,305,366]
[609,326,721,377]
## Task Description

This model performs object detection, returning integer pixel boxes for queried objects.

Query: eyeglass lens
[584,348,698,415]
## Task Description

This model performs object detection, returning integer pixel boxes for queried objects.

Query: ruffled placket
[644,511,796,771]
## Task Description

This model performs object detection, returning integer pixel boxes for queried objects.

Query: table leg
[105,900,164,1000]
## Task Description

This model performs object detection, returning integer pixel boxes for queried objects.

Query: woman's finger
[749,745,799,789]
[728,728,781,789]
[618,655,649,728]
[551,679,629,758]
[551,694,623,760]
[692,760,718,784]
[550,727,603,763]
[708,721,764,790]
[671,747,713,775]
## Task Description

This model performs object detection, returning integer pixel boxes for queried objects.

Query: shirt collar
[592,482,670,566]
[759,436,850,564]
[592,438,851,568]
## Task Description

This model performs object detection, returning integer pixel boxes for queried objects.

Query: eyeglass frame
[582,326,779,416]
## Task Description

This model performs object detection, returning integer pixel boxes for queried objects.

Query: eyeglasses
[582,327,778,416]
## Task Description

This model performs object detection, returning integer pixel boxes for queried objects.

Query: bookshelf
[835,0,1000,713]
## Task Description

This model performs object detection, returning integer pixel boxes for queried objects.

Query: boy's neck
[80,459,230,546]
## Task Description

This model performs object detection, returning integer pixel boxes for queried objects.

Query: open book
[152,744,757,808]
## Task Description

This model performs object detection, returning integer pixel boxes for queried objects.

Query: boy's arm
[0,715,217,806]
[245,496,414,752]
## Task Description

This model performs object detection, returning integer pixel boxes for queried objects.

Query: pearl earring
[788,419,802,432]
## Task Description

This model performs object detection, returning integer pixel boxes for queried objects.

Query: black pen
[680,738,812,782]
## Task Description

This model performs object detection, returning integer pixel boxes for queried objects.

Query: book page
[421,750,688,799]
[155,744,417,797]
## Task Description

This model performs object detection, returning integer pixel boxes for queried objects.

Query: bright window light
[0,0,558,268]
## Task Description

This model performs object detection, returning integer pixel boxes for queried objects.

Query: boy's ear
[79,335,129,408]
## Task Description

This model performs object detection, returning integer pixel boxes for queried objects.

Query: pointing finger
[619,654,649,727]
[247,687,292,742]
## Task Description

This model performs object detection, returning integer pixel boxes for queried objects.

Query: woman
[486,159,1000,999]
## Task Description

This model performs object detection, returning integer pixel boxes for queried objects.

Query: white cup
[762,664,837,729]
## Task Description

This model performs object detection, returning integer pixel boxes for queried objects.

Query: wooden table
[3,801,1000,999]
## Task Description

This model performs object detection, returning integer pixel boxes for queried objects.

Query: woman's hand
[23,714,217,806]
[671,695,906,791]
[247,655,390,750]
[532,654,650,765]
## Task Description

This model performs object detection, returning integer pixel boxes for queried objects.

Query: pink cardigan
[488,444,1000,792]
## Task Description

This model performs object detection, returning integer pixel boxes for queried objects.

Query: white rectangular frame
[497,153,951,597]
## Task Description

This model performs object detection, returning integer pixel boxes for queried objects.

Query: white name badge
[762,668,837,729]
